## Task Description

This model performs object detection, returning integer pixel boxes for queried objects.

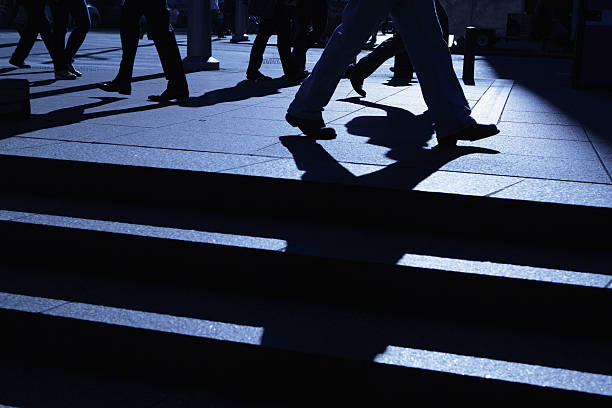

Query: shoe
[9,57,30,68]
[66,63,82,77]
[97,79,132,95]
[247,71,272,81]
[285,113,336,140]
[55,69,77,80]
[437,123,500,147]
[345,63,366,97]
[148,87,189,102]
[286,70,309,84]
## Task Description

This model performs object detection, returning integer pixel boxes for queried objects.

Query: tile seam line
[499,120,582,127]
[582,125,612,183]
[485,179,526,197]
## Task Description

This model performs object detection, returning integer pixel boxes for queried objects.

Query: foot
[345,63,366,97]
[97,79,132,95]
[286,70,309,85]
[247,71,272,81]
[66,63,82,77]
[54,69,77,80]
[437,123,500,147]
[285,113,336,140]
[148,86,189,102]
[9,57,30,68]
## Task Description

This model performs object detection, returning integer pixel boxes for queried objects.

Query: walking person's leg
[63,0,90,76]
[390,0,497,145]
[287,0,391,137]
[97,0,142,94]
[48,0,77,79]
[246,17,274,80]
[144,0,189,101]
[10,0,51,67]
[345,35,404,96]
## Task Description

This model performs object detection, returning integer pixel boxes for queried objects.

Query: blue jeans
[287,0,475,138]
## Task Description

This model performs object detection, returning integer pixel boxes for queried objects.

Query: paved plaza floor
[1,30,611,208]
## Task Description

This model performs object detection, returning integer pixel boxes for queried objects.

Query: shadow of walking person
[177,78,295,108]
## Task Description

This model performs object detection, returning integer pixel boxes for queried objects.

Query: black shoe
[54,69,77,80]
[97,79,132,95]
[148,87,189,102]
[66,63,82,77]
[285,113,336,140]
[247,71,272,81]
[287,70,309,85]
[345,63,366,97]
[9,57,30,68]
[437,123,500,147]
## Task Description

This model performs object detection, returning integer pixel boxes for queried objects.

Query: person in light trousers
[285,0,498,146]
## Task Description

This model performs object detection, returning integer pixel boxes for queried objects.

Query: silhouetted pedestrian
[345,0,449,96]
[96,0,189,102]
[246,0,305,82]
[286,0,498,146]
[8,0,56,70]
[48,0,90,79]
[291,0,327,73]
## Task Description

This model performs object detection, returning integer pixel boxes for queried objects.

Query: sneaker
[247,71,272,81]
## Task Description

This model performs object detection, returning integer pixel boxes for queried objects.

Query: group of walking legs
[10,0,90,80]
[246,0,328,84]
[7,0,498,147]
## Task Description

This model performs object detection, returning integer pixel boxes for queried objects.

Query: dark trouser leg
[64,0,90,63]
[49,0,69,70]
[352,35,404,79]
[12,0,52,63]
[274,7,297,76]
[247,18,274,75]
[116,0,142,81]
[143,1,188,90]
[291,0,312,72]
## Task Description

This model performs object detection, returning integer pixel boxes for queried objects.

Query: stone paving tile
[188,115,300,137]
[100,129,280,155]
[225,105,348,123]
[0,137,62,151]
[0,210,34,221]
[410,171,522,196]
[2,122,144,142]
[500,110,581,126]
[465,135,600,161]
[3,140,275,172]
[491,179,612,208]
[440,152,610,183]
[496,122,588,141]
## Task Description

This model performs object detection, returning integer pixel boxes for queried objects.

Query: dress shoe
[54,69,77,80]
[437,123,499,147]
[246,70,272,81]
[285,113,336,140]
[97,79,132,95]
[345,63,366,97]
[148,87,189,102]
[286,70,309,85]
[9,57,30,68]
[66,63,82,77]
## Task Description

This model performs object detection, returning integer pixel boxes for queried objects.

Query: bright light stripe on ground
[398,253,611,288]
[375,346,612,396]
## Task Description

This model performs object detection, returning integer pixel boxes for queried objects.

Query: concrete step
[1,267,611,402]
[1,194,610,339]
[1,154,610,251]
